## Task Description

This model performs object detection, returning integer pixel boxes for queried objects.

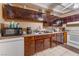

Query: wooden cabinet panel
[50,34,57,48]
[56,33,64,43]
[44,38,50,49]
[51,34,57,41]
[24,36,35,56]
[63,32,67,43]
[35,39,44,53]
[43,35,51,49]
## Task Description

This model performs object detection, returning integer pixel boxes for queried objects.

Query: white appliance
[67,30,79,49]
[0,37,24,56]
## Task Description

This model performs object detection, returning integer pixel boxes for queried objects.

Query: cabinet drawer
[34,35,51,40]
[34,35,44,39]
[24,36,34,41]
[43,35,52,38]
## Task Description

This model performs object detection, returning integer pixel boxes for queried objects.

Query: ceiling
[32,3,79,14]
[9,3,79,17]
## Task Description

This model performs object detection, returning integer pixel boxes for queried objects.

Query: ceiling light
[73,3,79,9]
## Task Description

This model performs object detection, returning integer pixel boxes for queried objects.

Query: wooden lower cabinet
[24,33,64,56]
[24,36,35,56]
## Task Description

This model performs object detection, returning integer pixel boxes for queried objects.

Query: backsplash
[18,21,43,30]
[3,21,43,30]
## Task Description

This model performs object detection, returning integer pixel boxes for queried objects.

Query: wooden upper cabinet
[3,4,15,19]
[2,4,43,22]
[63,14,79,23]
[43,15,59,27]
[3,4,34,19]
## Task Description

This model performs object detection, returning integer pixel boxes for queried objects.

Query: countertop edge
[0,32,64,40]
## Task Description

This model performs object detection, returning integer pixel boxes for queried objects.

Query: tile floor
[33,45,79,56]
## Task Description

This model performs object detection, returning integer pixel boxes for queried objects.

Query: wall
[0,4,2,19]
[0,4,4,29]
[18,22,43,30]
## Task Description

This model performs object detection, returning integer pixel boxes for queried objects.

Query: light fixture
[73,3,79,9]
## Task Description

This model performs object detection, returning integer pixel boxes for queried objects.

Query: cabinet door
[44,38,50,49]
[56,33,64,43]
[24,36,35,56]
[3,5,15,19]
[35,39,44,53]
[50,34,57,47]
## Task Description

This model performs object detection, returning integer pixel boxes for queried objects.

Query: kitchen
[0,3,79,56]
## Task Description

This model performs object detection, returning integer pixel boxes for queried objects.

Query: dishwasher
[0,37,24,56]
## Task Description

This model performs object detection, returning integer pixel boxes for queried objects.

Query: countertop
[0,32,64,40]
